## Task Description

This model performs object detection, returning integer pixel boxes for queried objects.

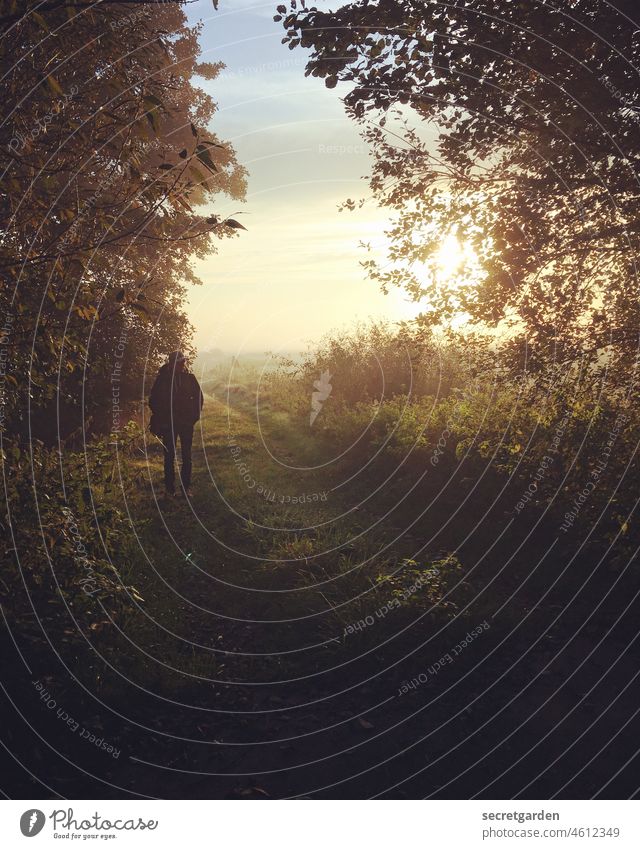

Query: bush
[265,323,640,539]
[1,424,145,680]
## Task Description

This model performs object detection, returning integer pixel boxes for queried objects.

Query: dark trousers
[161,423,194,492]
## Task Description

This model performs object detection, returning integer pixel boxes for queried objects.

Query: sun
[435,232,465,280]
[410,230,477,289]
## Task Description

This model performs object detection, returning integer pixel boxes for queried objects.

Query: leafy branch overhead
[0,0,247,440]
[278,0,640,369]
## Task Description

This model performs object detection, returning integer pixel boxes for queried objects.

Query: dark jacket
[149,364,203,430]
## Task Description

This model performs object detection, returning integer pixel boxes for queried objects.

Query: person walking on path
[149,351,203,498]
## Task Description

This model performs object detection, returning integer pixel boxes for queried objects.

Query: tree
[1,1,246,441]
[278,0,640,370]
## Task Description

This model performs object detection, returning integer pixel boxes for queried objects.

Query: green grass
[100,388,471,701]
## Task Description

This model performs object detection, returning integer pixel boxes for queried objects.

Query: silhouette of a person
[149,351,203,498]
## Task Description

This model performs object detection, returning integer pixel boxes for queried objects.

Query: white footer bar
[0,800,638,848]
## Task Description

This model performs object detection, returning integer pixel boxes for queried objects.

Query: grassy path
[99,394,489,797]
[14,391,637,799]
[126,394,436,690]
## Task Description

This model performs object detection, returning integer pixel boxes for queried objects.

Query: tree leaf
[145,109,159,133]
[196,146,218,172]
[189,164,207,183]
[46,75,63,96]
[174,196,194,212]
[143,94,163,109]
[32,11,49,30]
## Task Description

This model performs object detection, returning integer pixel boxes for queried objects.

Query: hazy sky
[184,0,421,354]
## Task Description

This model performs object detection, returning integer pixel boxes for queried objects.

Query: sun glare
[411,230,478,290]
[435,232,465,280]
